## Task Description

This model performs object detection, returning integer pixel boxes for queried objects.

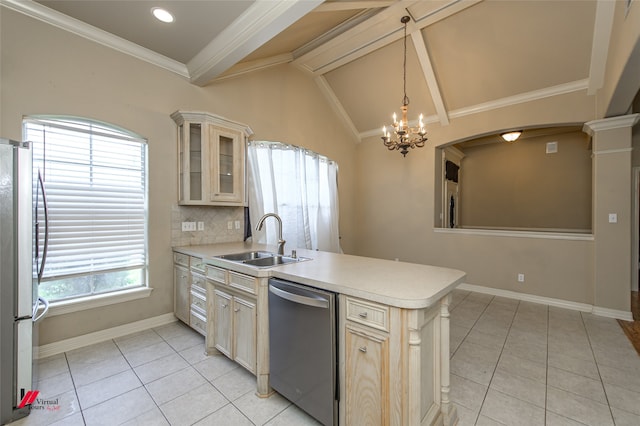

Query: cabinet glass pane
[189,123,202,200]
[178,124,184,201]
[219,135,233,194]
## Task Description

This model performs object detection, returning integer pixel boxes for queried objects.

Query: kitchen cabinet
[190,269,207,336]
[212,290,232,357]
[171,111,253,206]
[213,289,256,373]
[173,253,190,325]
[206,268,259,375]
[175,244,464,425]
[343,298,390,425]
[339,295,457,426]
[345,327,388,425]
[173,252,209,336]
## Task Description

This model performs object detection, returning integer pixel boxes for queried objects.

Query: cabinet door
[174,265,190,325]
[177,122,206,204]
[213,290,233,358]
[209,125,244,204]
[233,296,256,373]
[345,326,388,426]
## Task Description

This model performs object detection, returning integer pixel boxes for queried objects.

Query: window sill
[433,227,594,241]
[45,287,153,317]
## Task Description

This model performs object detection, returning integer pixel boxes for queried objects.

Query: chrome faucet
[256,213,285,256]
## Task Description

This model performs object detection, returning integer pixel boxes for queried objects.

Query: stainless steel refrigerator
[0,138,49,425]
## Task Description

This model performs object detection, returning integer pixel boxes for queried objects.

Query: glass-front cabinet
[171,111,253,206]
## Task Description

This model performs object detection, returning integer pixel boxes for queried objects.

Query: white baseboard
[457,283,634,321]
[592,306,634,321]
[36,313,178,359]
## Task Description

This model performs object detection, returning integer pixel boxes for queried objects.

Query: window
[247,141,341,253]
[24,117,148,302]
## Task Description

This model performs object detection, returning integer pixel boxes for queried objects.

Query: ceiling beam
[293,0,481,75]
[410,27,449,126]
[314,1,395,12]
[587,0,615,95]
[315,76,362,143]
[188,0,323,86]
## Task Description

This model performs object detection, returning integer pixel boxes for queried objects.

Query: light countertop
[174,242,466,309]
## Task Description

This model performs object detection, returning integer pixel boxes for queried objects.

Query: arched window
[24,116,148,302]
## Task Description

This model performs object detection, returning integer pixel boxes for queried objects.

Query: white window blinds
[24,117,147,282]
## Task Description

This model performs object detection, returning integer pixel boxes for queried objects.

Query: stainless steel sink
[243,255,300,267]
[215,251,309,268]
[216,251,276,261]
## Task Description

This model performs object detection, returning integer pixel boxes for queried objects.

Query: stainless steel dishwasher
[268,278,338,426]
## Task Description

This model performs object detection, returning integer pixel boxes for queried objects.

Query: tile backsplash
[171,204,246,247]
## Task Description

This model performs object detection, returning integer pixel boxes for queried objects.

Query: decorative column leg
[440,294,457,426]
[407,319,421,425]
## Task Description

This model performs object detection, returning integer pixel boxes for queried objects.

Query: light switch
[608,213,617,223]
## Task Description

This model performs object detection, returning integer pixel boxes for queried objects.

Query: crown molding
[1,0,189,78]
[360,78,590,139]
[583,113,640,135]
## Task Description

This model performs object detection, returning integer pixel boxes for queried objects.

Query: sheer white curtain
[247,141,341,253]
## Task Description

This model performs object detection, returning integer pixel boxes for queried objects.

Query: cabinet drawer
[345,297,390,332]
[190,256,205,273]
[190,289,207,313]
[174,252,189,267]
[191,273,206,293]
[206,265,226,283]
[229,271,256,295]
[190,309,207,336]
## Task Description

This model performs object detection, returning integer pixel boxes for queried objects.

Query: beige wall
[457,130,592,231]
[354,92,599,305]
[352,2,640,313]
[1,10,357,345]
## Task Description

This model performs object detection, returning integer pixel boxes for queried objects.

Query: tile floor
[449,289,640,426]
[9,288,640,426]
[12,322,321,426]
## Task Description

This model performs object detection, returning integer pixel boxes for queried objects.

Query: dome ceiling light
[501,130,523,142]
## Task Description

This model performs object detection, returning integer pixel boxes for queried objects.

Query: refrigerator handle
[37,170,49,283]
[33,297,49,323]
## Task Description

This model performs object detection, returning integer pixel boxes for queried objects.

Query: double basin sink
[216,250,309,268]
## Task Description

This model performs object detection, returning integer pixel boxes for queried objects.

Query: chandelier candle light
[382,15,427,157]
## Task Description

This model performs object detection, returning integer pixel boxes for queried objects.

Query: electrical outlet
[235,220,241,230]
[227,221,233,230]
[517,273,525,283]
[197,222,204,231]
[181,221,196,231]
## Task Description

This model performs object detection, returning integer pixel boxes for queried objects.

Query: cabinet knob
[359,312,368,318]
[359,346,367,353]
[234,308,240,313]
[221,303,228,308]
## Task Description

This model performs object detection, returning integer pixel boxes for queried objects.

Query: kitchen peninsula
[173,242,466,426]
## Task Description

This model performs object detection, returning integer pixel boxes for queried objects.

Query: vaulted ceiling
[3,0,610,141]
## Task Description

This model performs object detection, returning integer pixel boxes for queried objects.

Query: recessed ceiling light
[152,7,174,23]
